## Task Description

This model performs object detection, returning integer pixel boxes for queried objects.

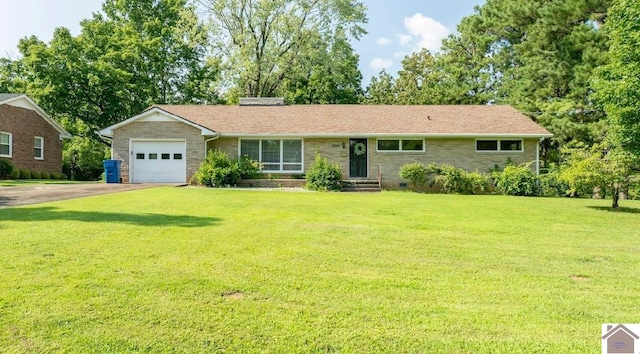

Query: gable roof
[603,324,640,340]
[150,104,552,138]
[97,107,217,137]
[0,93,72,139]
[0,93,22,102]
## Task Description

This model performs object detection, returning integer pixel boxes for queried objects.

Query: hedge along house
[98,98,552,188]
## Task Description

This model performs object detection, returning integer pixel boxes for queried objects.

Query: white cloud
[401,13,449,52]
[369,58,393,71]
[397,34,413,46]
[377,37,391,46]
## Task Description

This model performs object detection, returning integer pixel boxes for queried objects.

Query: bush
[19,169,31,179]
[492,163,538,196]
[10,168,20,179]
[305,153,342,191]
[31,170,42,179]
[41,171,51,179]
[51,172,66,180]
[399,162,431,191]
[0,158,14,179]
[193,149,261,187]
[538,164,569,197]
[432,164,489,194]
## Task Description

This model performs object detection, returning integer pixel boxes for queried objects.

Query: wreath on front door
[353,142,366,156]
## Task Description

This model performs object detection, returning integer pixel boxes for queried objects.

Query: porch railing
[377,163,382,190]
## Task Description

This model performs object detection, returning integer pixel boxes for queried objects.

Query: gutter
[204,135,220,157]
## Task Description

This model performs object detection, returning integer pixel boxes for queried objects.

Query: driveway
[0,183,176,209]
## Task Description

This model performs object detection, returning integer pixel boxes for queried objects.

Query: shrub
[237,155,261,180]
[193,150,260,187]
[31,170,42,179]
[305,153,342,191]
[432,163,488,194]
[19,169,31,179]
[538,164,569,197]
[51,172,66,180]
[399,162,431,191]
[10,168,20,179]
[0,158,14,179]
[41,171,51,179]
[492,163,538,196]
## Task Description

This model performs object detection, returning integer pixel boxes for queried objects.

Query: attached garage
[98,108,216,183]
[130,140,186,183]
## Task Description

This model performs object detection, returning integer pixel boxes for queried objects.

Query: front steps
[342,179,381,192]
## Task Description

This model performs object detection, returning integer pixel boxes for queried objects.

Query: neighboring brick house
[98,98,552,188]
[0,94,72,173]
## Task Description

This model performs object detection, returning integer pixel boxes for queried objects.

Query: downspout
[536,137,544,176]
[96,132,114,158]
[204,135,219,157]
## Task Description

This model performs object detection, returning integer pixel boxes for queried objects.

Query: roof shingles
[152,104,552,137]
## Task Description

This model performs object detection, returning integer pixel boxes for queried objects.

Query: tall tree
[201,0,367,98]
[594,0,640,155]
[4,0,218,131]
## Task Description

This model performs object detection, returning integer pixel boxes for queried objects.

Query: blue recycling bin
[103,160,122,183]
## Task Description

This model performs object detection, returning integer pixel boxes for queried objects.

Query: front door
[349,138,368,178]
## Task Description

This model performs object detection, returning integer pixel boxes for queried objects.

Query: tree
[364,70,396,104]
[593,0,640,156]
[201,0,367,98]
[4,0,219,132]
[559,143,639,209]
[281,27,362,104]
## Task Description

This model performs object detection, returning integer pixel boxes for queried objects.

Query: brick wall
[112,121,204,183]
[212,136,539,190]
[0,104,63,173]
[370,138,539,189]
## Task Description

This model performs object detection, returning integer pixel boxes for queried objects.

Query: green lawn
[1,188,639,352]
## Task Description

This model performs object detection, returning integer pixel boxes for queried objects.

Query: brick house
[0,94,72,173]
[98,98,552,188]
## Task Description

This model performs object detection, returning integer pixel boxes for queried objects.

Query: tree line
[0,0,638,200]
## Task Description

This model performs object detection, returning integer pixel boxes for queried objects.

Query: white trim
[0,131,12,157]
[376,138,425,153]
[221,132,553,139]
[0,95,72,139]
[98,107,217,137]
[238,137,304,173]
[34,136,44,160]
[475,138,524,153]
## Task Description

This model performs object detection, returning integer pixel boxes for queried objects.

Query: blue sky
[0,0,484,88]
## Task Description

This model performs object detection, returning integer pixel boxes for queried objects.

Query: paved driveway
[0,183,174,209]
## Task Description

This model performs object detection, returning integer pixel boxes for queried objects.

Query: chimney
[239,97,284,106]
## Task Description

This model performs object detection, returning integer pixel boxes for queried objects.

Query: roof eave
[218,132,554,138]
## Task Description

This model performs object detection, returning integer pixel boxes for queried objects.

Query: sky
[0,0,485,87]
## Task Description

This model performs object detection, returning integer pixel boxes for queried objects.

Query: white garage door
[131,140,186,183]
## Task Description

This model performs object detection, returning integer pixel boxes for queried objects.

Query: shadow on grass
[0,206,220,227]
[586,206,640,214]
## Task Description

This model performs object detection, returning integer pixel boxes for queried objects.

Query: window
[239,139,303,172]
[1,132,12,157]
[161,153,171,160]
[377,139,424,152]
[34,137,44,159]
[149,153,158,160]
[173,153,183,160]
[476,139,523,152]
[136,153,145,159]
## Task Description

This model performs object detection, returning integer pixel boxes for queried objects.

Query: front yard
[0,188,639,352]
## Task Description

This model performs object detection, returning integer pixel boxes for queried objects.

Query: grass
[0,180,97,187]
[1,188,639,352]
